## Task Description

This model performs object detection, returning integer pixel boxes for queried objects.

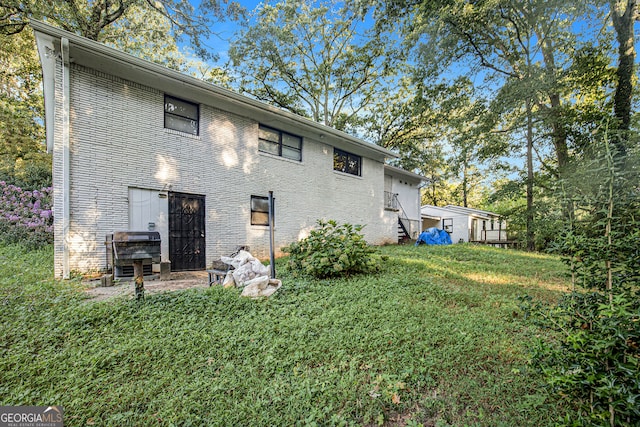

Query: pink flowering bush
[0,181,53,248]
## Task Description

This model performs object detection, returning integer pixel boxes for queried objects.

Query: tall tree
[365,73,504,207]
[444,81,503,208]
[609,0,637,156]
[0,0,244,59]
[98,3,234,84]
[408,0,585,172]
[228,0,399,130]
[378,0,599,248]
[0,29,49,188]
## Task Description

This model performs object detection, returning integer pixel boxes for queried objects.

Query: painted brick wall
[51,63,397,276]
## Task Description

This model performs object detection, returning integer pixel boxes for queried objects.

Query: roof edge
[383,164,425,181]
[30,19,398,160]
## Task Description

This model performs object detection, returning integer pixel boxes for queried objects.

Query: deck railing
[479,229,508,241]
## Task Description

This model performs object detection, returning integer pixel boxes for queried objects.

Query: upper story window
[164,95,199,135]
[333,148,361,176]
[259,125,302,161]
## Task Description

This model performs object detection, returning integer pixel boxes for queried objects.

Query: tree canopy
[0,0,244,58]
[228,0,400,130]
[0,0,637,232]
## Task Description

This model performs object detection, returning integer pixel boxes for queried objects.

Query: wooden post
[133,260,144,300]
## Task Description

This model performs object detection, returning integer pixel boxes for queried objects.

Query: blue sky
[194,0,263,63]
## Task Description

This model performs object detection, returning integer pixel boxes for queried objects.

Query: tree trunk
[610,0,636,157]
[462,161,468,207]
[539,39,570,173]
[526,98,535,251]
[547,93,569,171]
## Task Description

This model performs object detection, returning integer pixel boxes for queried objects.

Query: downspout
[61,37,71,279]
[268,191,276,279]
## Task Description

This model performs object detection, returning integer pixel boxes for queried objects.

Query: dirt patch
[82,271,212,302]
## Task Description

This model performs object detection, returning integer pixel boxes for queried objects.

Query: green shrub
[521,137,640,426]
[282,219,382,278]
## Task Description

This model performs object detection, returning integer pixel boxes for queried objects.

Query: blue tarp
[415,227,452,246]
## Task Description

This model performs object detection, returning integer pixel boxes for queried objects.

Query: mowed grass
[0,243,572,426]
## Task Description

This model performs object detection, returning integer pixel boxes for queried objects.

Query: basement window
[333,148,361,176]
[164,95,199,135]
[251,195,272,226]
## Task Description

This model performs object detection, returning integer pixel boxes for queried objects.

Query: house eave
[383,164,425,183]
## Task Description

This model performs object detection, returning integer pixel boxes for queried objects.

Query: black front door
[169,192,206,271]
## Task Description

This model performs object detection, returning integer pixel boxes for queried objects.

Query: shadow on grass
[0,243,573,427]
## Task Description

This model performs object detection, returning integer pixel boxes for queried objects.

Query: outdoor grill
[106,231,161,278]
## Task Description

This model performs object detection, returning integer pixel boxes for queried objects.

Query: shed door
[169,192,206,271]
[470,218,477,242]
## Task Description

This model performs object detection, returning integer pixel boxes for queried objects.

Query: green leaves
[525,289,640,425]
[228,0,399,130]
[282,219,382,278]
[523,137,640,426]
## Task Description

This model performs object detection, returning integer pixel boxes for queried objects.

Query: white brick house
[32,21,412,278]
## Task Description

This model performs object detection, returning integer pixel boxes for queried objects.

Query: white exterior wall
[392,178,420,223]
[52,64,396,276]
[420,206,471,243]
[450,214,471,243]
[389,175,421,239]
[52,56,66,275]
[420,205,508,243]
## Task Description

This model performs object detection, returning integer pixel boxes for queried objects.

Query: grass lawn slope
[0,243,572,426]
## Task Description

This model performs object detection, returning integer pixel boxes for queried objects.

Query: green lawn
[0,243,572,426]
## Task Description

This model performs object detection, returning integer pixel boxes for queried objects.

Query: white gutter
[34,29,71,278]
[34,38,55,154]
[61,37,71,279]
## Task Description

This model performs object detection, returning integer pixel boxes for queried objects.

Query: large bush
[282,219,382,278]
[522,138,640,426]
[0,181,53,248]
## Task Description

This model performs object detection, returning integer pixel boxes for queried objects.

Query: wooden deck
[470,240,519,248]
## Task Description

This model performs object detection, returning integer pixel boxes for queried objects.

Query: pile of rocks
[220,250,282,298]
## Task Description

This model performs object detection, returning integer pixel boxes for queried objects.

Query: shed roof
[442,205,501,219]
[421,204,501,221]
